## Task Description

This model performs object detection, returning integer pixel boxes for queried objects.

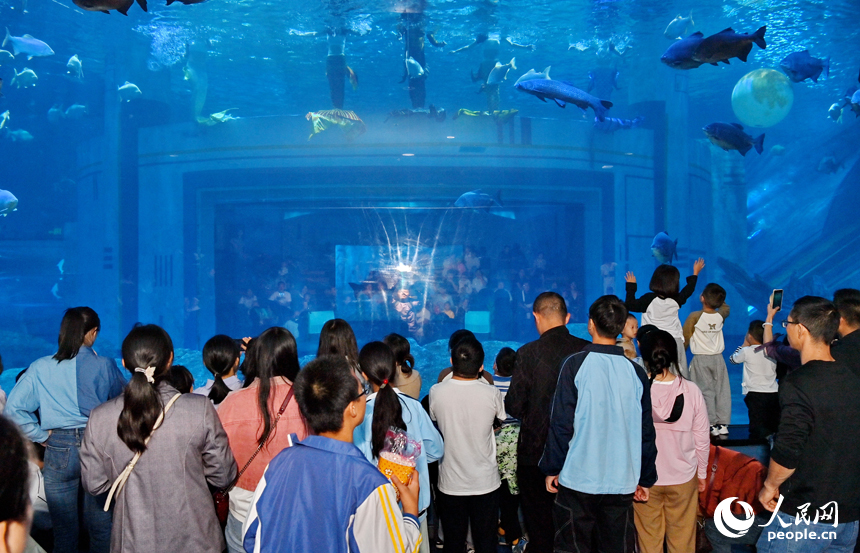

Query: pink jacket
[650,377,710,486]
[218,377,309,491]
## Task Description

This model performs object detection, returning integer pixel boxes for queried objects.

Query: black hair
[117,324,174,454]
[533,292,568,319]
[202,335,240,405]
[359,342,406,458]
[451,336,484,378]
[383,333,415,376]
[242,327,300,447]
[649,265,681,299]
[317,319,359,368]
[748,320,765,345]
[494,347,517,377]
[54,307,101,362]
[789,296,840,344]
[638,328,680,378]
[166,364,194,394]
[447,329,475,352]
[295,356,359,434]
[589,295,628,339]
[702,283,727,309]
[0,416,30,523]
[833,289,860,328]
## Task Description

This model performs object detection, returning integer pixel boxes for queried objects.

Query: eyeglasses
[782,320,803,328]
[351,388,368,402]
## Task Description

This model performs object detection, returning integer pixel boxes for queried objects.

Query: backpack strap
[703,446,722,516]
[103,393,182,511]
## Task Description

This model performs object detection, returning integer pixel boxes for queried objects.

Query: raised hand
[625,271,636,284]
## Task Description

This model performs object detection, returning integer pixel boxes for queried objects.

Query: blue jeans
[225,512,245,553]
[755,511,858,553]
[705,513,768,553]
[43,429,113,553]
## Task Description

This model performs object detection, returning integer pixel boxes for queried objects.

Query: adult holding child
[633,328,709,553]
[80,324,236,553]
[6,307,125,553]
[217,327,308,553]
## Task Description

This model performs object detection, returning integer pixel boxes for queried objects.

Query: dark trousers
[745,392,780,439]
[436,489,499,553]
[553,486,636,553]
[499,481,523,544]
[326,55,346,109]
[518,464,556,553]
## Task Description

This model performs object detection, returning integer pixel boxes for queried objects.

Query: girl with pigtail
[194,335,242,406]
[354,341,444,552]
[80,324,236,553]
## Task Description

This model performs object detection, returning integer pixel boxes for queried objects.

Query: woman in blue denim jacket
[6,307,126,553]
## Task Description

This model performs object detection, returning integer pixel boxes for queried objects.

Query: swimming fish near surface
[11,68,37,88]
[593,115,644,132]
[514,66,551,86]
[48,104,64,123]
[515,78,613,121]
[405,56,426,80]
[651,232,678,264]
[454,189,502,211]
[660,32,705,69]
[65,104,88,119]
[693,26,766,65]
[780,50,829,83]
[73,0,145,14]
[703,122,764,156]
[118,81,142,101]
[3,29,54,59]
[486,58,516,86]
[7,129,33,141]
[67,55,83,79]
[664,12,695,40]
[0,189,18,216]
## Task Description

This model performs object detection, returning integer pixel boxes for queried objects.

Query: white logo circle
[714,497,756,538]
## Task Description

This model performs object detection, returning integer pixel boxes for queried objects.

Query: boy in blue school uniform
[242,356,422,553]
[540,295,658,553]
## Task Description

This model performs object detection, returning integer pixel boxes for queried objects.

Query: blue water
[1,0,858,426]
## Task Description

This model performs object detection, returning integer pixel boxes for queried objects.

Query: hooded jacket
[649,376,710,486]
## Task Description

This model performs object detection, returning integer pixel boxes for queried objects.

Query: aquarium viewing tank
[0,0,859,418]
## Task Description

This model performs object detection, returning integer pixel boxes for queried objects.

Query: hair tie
[380,379,389,389]
[134,366,156,384]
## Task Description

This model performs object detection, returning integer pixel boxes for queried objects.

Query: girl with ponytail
[80,324,236,553]
[383,333,422,400]
[195,335,242,406]
[216,327,308,553]
[354,341,443,548]
[6,307,124,553]
[631,328,710,553]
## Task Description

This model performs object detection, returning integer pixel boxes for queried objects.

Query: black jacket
[505,325,590,466]
[770,359,860,521]
[832,329,860,379]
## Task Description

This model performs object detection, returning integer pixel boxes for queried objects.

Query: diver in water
[398,11,446,109]
[293,27,358,109]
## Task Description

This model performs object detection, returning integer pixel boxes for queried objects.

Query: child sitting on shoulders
[625,258,705,380]
[683,283,730,436]
[730,320,779,439]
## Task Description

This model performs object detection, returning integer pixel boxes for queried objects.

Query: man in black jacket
[833,288,860,378]
[505,292,589,553]
[757,296,860,552]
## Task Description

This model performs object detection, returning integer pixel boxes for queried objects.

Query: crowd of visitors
[2,272,860,553]
[230,247,587,343]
